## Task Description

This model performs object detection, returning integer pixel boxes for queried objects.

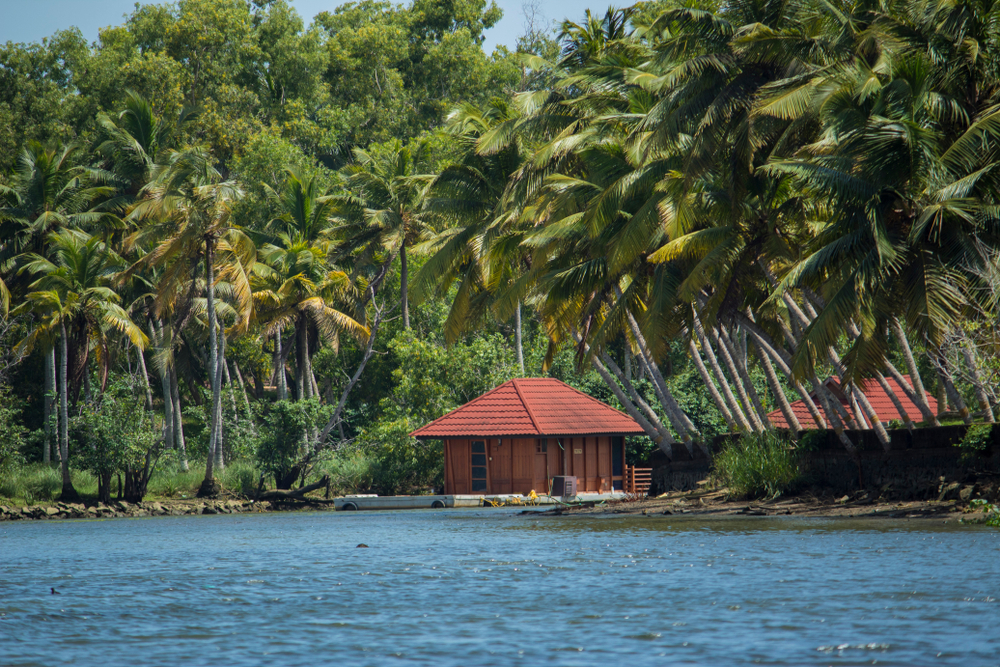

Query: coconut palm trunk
[692,311,752,431]
[44,347,56,464]
[712,326,768,431]
[214,327,227,472]
[515,301,525,375]
[934,350,972,424]
[274,330,288,400]
[58,319,78,501]
[750,340,801,437]
[400,243,410,329]
[959,341,994,422]
[199,239,221,496]
[874,372,914,431]
[170,367,189,471]
[688,339,738,431]
[590,354,674,458]
[720,327,769,427]
[891,319,936,419]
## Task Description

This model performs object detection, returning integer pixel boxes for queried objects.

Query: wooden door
[449,440,471,494]
[533,439,550,494]
[491,439,512,493]
[470,440,488,493]
[512,438,534,494]
[597,436,611,492]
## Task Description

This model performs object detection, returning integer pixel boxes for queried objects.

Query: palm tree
[14,230,147,500]
[252,234,367,404]
[338,140,434,329]
[414,101,530,367]
[128,148,251,497]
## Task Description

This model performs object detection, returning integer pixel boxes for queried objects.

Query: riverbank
[0,497,276,521]
[522,480,1000,522]
[1,487,996,523]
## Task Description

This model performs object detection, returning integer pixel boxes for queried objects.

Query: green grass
[711,432,803,500]
[0,464,97,505]
[1,458,267,505]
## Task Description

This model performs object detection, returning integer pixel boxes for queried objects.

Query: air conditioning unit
[551,476,577,497]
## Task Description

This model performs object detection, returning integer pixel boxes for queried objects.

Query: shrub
[958,423,993,456]
[711,431,802,500]
[256,399,331,489]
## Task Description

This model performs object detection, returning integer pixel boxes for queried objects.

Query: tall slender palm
[128,148,251,497]
[338,140,434,329]
[14,230,147,500]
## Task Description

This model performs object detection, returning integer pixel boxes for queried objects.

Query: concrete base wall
[648,425,1000,497]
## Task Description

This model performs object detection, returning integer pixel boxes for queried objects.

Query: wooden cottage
[410,378,646,495]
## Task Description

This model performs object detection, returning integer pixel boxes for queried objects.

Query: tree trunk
[136,347,153,411]
[275,329,287,401]
[751,339,801,437]
[296,314,307,401]
[44,347,55,464]
[590,354,674,458]
[935,350,972,424]
[318,294,386,444]
[874,372,914,432]
[960,341,994,422]
[885,362,939,425]
[199,239,221,497]
[58,319,78,501]
[692,312,752,431]
[811,375,858,455]
[688,339,737,431]
[232,361,254,423]
[735,313,827,428]
[714,326,768,430]
[400,243,410,329]
[623,310,699,441]
[214,325,227,472]
[599,349,674,448]
[515,301,525,375]
[170,367,189,471]
[891,318,935,418]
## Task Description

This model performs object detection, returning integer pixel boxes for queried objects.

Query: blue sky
[0,0,583,52]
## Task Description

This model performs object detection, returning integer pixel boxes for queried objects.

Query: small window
[536,439,547,453]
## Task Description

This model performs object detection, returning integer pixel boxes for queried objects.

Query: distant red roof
[767,375,939,429]
[410,378,646,438]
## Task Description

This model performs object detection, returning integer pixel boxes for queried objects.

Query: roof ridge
[511,378,542,435]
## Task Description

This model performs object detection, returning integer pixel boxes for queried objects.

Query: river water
[0,510,997,666]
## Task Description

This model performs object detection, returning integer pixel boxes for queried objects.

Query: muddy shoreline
[520,486,995,522]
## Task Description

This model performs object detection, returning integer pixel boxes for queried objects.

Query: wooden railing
[624,465,652,496]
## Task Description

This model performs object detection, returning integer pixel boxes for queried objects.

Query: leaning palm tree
[14,229,147,500]
[415,101,530,367]
[128,148,251,497]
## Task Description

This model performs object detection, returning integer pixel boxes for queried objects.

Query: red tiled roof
[767,375,939,430]
[410,378,646,438]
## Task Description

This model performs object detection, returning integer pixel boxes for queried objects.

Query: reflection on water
[0,511,997,666]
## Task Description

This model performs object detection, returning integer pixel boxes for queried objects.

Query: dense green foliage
[3,0,1000,506]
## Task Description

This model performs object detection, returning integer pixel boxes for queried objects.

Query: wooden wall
[444,435,624,495]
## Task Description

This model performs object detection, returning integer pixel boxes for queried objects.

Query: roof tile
[410,378,645,438]
[767,375,939,429]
